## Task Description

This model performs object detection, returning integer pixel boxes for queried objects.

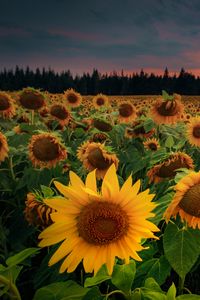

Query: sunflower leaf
[6,248,40,267]
[84,265,111,287]
[111,260,136,292]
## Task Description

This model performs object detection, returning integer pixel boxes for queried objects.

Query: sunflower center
[0,96,10,110]
[157,100,178,116]
[67,94,78,103]
[50,105,69,120]
[19,92,45,110]
[157,156,190,178]
[96,98,104,106]
[179,184,200,217]
[77,202,129,245]
[88,148,111,169]
[193,125,200,138]
[119,103,134,117]
[32,137,59,161]
[148,143,157,151]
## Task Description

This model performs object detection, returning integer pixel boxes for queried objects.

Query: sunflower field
[1,88,200,300]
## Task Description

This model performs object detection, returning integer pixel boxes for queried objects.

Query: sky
[1,0,200,76]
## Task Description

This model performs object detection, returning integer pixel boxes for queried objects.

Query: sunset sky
[1,0,200,76]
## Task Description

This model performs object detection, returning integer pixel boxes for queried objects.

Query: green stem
[178,275,185,295]
[30,110,34,125]
[0,275,21,300]
[105,289,127,299]
[9,156,16,181]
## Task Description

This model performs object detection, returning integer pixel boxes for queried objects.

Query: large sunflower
[0,92,15,119]
[50,104,71,126]
[118,101,137,123]
[64,88,82,108]
[187,117,200,147]
[38,164,159,275]
[0,132,9,163]
[78,142,119,179]
[92,94,109,109]
[18,88,46,110]
[147,152,194,184]
[150,97,184,125]
[164,171,200,229]
[28,133,67,169]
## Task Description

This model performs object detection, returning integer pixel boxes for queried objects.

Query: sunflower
[90,132,108,143]
[0,92,15,119]
[92,94,109,109]
[147,152,194,184]
[50,104,71,126]
[118,101,137,123]
[150,97,184,125]
[78,142,119,179]
[64,88,82,108]
[164,171,200,229]
[143,138,160,151]
[18,87,46,110]
[38,164,159,275]
[0,132,9,163]
[187,117,200,147]
[24,192,55,228]
[93,119,113,132]
[28,133,67,169]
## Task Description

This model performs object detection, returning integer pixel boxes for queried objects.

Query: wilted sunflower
[187,117,200,147]
[0,132,9,163]
[28,133,67,169]
[147,152,194,184]
[24,192,55,228]
[125,121,155,139]
[92,93,109,109]
[118,101,137,123]
[143,138,160,151]
[150,96,184,125]
[93,119,113,132]
[18,87,46,110]
[38,164,159,275]
[0,92,15,119]
[50,104,71,126]
[64,88,82,108]
[164,171,200,229]
[78,142,119,179]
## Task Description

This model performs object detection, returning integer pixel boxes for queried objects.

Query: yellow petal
[86,169,97,192]
[54,181,88,205]
[69,171,84,187]
[44,197,68,211]
[102,164,119,197]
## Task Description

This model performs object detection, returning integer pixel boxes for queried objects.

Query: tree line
[0,66,200,95]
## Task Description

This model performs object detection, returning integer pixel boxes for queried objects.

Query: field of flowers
[1,88,200,300]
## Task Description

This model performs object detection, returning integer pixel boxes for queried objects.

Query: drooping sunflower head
[90,132,109,143]
[92,94,109,109]
[78,142,119,179]
[150,96,184,125]
[64,88,82,107]
[0,92,16,119]
[186,117,200,147]
[38,164,159,275]
[0,132,9,163]
[28,132,67,169]
[18,87,46,110]
[125,121,155,139]
[118,101,137,123]
[50,104,71,126]
[24,192,55,228]
[147,152,194,184]
[143,138,160,151]
[164,171,200,229]
[93,118,113,132]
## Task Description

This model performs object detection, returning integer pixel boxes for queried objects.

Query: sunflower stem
[30,110,35,125]
[9,156,16,181]
[105,289,127,299]
[178,275,185,295]
[0,275,21,300]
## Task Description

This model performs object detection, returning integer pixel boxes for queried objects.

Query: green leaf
[176,296,200,300]
[0,265,23,283]
[40,185,54,197]
[144,277,162,292]
[111,261,136,292]
[33,281,89,300]
[141,289,167,300]
[84,265,111,287]
[165,136,174,149]
[131,289,142,300]
[163,223,200,279]
[150,192,174,225]
[166,283,176,300]
[81,287,103,300]
[6,248,40,267]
